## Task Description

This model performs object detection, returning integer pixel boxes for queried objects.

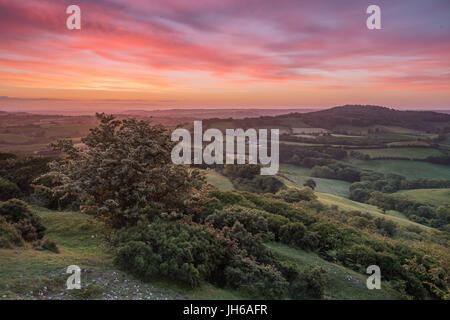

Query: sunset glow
[0,0,449,112]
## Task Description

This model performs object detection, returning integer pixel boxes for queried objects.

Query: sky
[0,0,449,113]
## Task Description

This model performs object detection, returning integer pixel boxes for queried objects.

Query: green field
[280,164,351,197]
[315,192,432,231]
[266,242,401,300]
[336,125,423,135]
[346,159,450,180]
[387,141,431,147]
[354,147,444,159]
[392,189,450,207]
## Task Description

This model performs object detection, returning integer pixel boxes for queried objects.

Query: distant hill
[119,108,316,120]
[293,105,450,130]
[203,105,450,132]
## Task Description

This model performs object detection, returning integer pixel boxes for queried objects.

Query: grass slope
[315,192,433,231]
[279,164,351,198]
[0,206,245,300]
[266,242,401,300]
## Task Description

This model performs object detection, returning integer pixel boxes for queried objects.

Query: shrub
[0,177,20,201]
[224,257,288,299]
[0,199,45,241]
[279,222,306,247]
[303,179,316,190]
[374,218,397,237]
[33,238,59,253]
[205,205,268,235]
[278,187,316,203]
[222,221,274,264]
[114,220,235,287]
[0,216,24,248]
[289,266,327,299]
[312,222,349,251]
[261,212,290,239]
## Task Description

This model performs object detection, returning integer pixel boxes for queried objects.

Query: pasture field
[0,134,34,144]
[392,189,450,207]
[387,141,431,147]
[315,192,432,231]
[279,164,351,198]
[279,141,324,147]
[353,147,445,159]
[0,143,52,155]
[335,125,422,135]
[292,128,329,134]
[265,242,401,300]
[345,159,450,180]
[38,123,93,138]
[330,134,363,138]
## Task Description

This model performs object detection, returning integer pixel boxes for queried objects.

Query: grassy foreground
[0,206,246,300]
[0,203,408,300]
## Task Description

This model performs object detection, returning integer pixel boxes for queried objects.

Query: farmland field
[279,164,351,197]
[353,147,445,159]
[333,125,422,135]
[387,141,431,147]
[0,134,34,144]
[346,159,450,180]
[292,128,329,134]
[392,189,450,207]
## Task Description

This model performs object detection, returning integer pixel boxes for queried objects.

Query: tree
[303,179,316,190]
[35,113,203,229]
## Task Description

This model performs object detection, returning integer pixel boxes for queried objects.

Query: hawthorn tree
[35,113,203,229]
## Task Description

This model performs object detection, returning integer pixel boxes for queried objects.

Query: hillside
[203,105,450,133]
[0,204,404,300]
[0,206,246,300]
[297,105,450,131]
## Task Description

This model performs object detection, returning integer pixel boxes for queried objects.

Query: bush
[289,266,327,299]
[224,257,288,299]
[0,216,24,248]
[0,177,20,201]
[33,238,59,253]
[278,187,316,203]
[205,205,268,235]
[279,222,306,247]
[0,199,45,241]
[114,220,235,287]
[262,212,290,239]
